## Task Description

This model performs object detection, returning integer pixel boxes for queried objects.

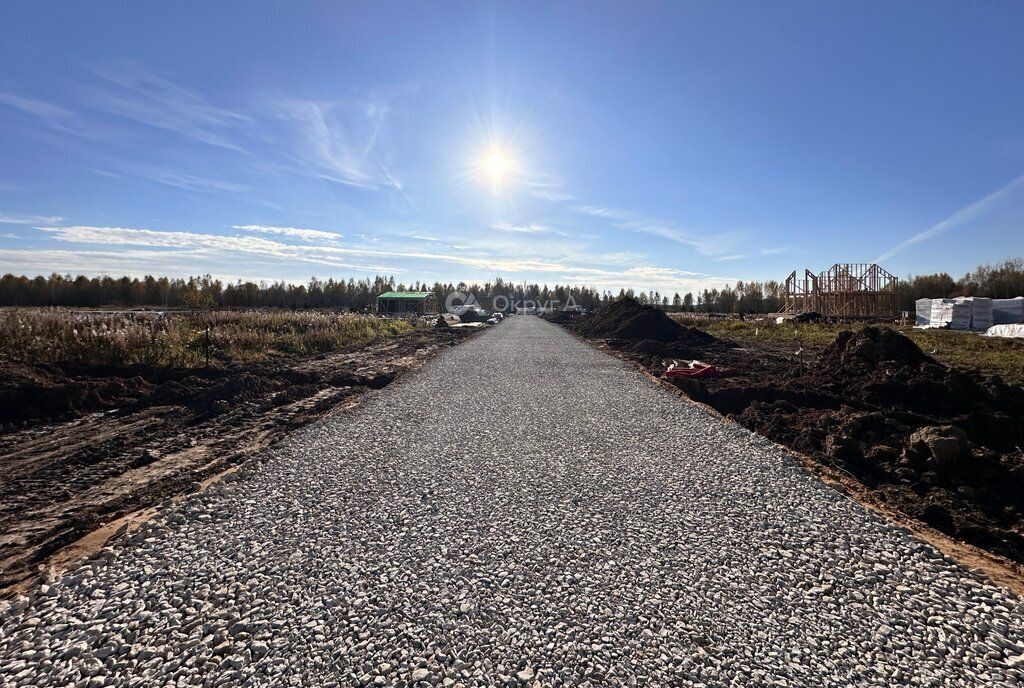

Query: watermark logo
[444,291,482,314]
[445,291,578,314]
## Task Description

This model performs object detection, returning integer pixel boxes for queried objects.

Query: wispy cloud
[492,222,548,233]
[0,247,306,283]
[0,90,129,145]
[711,247,795,262]
[38,225,397,272]
[522,178,574,202]
[2,62,408,213]
[83,167,123,179]
[124,165,250,194]
[574,204,748,256]
[233,224,343,242]
[0,212,64,225]
[576,205,617,218]
[277,96,400,191]
[1,232,18,239]
[875,174,1024,262]
[617,217,747,256]
[0,93,73,120]
[34,224,655,280]
[15,221,746,296]
[317,174,379,191]
[87,62,250,153]
[555,265,738,294]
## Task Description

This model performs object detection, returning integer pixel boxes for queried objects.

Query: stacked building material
[915,298,932,326]
[949,299,973,330]
[969,297,993,331]
[928,299,954,328]
[993,297,1024,324]
[919,296,1021,329]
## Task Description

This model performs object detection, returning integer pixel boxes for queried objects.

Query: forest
[0,257,1021,314]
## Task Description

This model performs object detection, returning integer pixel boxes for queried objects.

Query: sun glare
[480,149,514,185]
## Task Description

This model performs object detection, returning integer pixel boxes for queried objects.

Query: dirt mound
[542,310,580,325]
[821,326,933,369]
[573,298,684,341]
[673,324,721,347]
[649,325,1024,563]
[556,314,1024,565]
[0,363,157,429]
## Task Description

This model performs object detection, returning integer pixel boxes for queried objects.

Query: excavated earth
[556,300,1024,567]
[0,328,472,594]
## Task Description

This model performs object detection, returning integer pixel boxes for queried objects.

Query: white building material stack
[993,297,1024,324]
[919,296,1021,329]
[948,299,973,330]
[915,298,931,326]
[969,297,993,330]
[929,299,953,328]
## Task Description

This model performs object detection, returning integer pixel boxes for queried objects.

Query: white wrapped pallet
[929,299,953,327]
[969,297,993,330]
[949,299,973,330]
[915,298,931,326]
[993,296,1024,324]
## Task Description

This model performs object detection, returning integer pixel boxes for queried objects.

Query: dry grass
[674,314,1024,384]
[0,309,417,368]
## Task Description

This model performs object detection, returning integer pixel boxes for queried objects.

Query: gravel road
[2,316,1023,687]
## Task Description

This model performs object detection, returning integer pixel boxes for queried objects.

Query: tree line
[1,257,1020,313]
[896,257,1024,311]
[0,273,611,311]
[674,257,1024,314]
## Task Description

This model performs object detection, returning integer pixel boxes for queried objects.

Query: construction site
[2,295,1024,686]
[783,263,899,319]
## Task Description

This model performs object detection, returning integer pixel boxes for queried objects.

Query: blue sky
[1,1,1022,295]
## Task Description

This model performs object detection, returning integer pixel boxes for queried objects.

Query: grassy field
[0,309,418,368]
[674,315,1024,383]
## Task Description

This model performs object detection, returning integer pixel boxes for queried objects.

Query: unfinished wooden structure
[783,263,898,319]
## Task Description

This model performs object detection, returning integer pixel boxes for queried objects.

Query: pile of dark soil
[542,310,580,325]
[821,326,933,369]
[572,298,683,341]
[682,326,1024,563]
[0,343,417,432]
[0,363,160,429]
[565,299,736,373]
[554,308,1024,566]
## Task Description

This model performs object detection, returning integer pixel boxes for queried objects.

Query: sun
[485,153,508,178]
[480,149,514,185]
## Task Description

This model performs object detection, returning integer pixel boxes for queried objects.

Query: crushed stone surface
[2,316,1023,687]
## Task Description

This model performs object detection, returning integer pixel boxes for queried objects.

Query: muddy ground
[0,327,472,594]
[551,299,1024,568]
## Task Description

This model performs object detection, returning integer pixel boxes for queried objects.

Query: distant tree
[182,287,215,310]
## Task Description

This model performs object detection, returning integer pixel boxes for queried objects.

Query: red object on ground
[664,361,739,379]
